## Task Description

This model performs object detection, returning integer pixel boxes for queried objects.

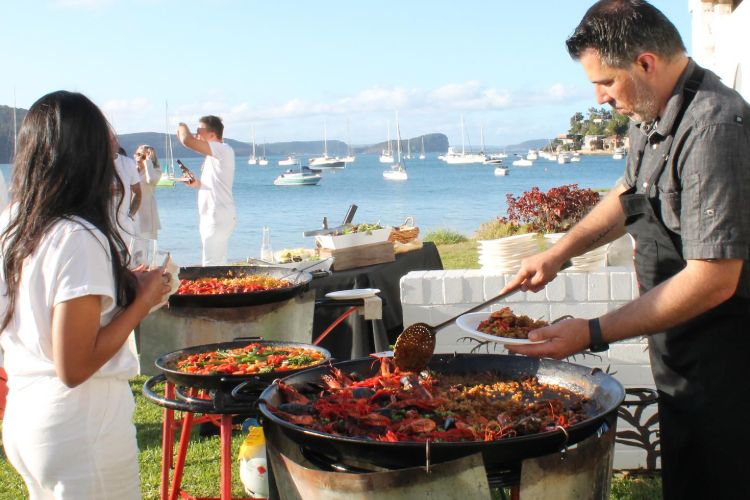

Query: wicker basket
[389,217,420,243]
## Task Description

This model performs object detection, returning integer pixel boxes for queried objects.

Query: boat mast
[164,100,175,176]
[480,125,485,155]
[12,88,17,159]
[395,112,402,164]
[323,119,328,157]
[252,125,257,159]
[460,115,466,155]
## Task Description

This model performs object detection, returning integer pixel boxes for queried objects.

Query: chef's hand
[505,317,590,359]
[501,248,566,294]
[133,267,172,312]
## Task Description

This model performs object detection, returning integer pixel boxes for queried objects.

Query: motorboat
[557,152,572,164]
[612,147,627,160]
[526,149,539,160]
[383,112,408,181]
[512,156,533,167]
[278,155,299,166]
[571,152,581,162]
[273,166,322,186]
[494,166,509,176]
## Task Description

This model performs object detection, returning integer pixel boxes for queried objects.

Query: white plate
[326,288,381,300]
[455,312,547,345]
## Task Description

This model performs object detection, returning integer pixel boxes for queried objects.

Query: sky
[0,1,693,148]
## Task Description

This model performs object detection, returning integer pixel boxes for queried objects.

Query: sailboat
[404,138,412,160]
[383,112,408,181]
[442,116,485,164]
[258,143,269,166]
[419,136,426,160]
[379,121,394,163]
[157,101,178,187]
[342,119,356,163]
[309,120,345,169]
[247,126,258,165]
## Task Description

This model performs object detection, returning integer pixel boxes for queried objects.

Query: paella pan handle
[621,387,659,407]
[230,377,266,402]
[232,336,264,342]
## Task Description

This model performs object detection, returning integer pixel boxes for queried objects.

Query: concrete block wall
[400,267,660,471]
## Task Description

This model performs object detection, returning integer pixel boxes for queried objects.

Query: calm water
[0,153,626,266]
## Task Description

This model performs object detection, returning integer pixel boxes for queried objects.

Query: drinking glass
[260,227,274,263]
[128,237,157,269]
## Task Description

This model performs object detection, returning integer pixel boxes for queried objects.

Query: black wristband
[588,318,609,352]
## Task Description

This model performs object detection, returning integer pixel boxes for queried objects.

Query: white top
[0,211,137,384]
[138,158,162,235]
[198,141,236,219]
[113,154,141,240]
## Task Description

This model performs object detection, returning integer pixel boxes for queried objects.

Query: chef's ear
[635,53,657,75]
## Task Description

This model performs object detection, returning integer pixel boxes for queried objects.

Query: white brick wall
[400,268,659,470]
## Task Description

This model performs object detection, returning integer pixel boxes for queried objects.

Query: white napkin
[149,257,180,314]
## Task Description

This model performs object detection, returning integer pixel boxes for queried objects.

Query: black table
[308,242,443,360]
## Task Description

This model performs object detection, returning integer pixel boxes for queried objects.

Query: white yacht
[512,156,533,167]
[383,112,408,181]
[379,121,394,163]
[258,144,269,166]
[274,166,322,186]
[612,147,627,160]
[419,136,426,160]
[309,121,345,169]
[557,151,572,164]
[442,116,485,164]
[278,154,298,166]
[526,149,539,160]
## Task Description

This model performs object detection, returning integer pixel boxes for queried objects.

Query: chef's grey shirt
[622,59,750,297]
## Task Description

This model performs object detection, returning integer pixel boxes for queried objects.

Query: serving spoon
[393,261,572,372]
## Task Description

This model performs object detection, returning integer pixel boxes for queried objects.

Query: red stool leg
[220,414,233,500]
[161,383,176,500]
[169,410,195,500]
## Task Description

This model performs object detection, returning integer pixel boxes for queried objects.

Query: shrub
[423,228,468,245]
[504,184,600,233]
[474,219,531,240]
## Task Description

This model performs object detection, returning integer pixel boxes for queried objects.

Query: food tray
[315,227,392,250]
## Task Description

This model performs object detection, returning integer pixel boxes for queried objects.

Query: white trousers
[200,213,236,266]
[2,376,140,500]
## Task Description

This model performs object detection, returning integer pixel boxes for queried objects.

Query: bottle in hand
[176,159,195,182]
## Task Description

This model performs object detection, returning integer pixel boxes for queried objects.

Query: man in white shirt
[177,115,236,266]
[110,137,142,244]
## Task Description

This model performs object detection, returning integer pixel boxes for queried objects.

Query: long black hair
[1,90,136,331]
[566,0,686,67]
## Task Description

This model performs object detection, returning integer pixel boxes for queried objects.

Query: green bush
[475,220,532,241]
[423,228,468,245]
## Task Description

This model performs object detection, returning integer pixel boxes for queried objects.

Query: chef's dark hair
[200,115,224,140]
[566,0,686,67]
[0,90,136,332]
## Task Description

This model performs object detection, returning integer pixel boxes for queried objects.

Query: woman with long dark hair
[0,91,170,499]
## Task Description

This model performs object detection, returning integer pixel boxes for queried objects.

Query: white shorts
[2,376,140,500]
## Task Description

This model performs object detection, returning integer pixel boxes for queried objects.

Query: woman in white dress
[0,91,171,500]
[133,145,162,240]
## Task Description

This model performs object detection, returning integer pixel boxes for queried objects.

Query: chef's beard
[629,74,660,124]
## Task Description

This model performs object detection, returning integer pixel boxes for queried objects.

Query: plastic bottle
[238,418,269,498]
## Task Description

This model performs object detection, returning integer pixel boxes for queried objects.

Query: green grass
[423,228,469,245]
[436,240,480,269]
[0,376,662,499]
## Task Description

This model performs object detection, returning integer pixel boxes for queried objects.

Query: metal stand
[143,375,262,500]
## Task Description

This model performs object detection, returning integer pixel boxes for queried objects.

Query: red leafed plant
[502,184,600,233]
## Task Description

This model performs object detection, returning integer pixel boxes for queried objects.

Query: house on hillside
[690,0,748,100]
[581,134,605,151]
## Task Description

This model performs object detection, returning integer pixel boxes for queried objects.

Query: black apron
[620,68,750,499]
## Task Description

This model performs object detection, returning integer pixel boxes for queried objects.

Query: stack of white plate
[478,233,543,273]
[545,233,609,271]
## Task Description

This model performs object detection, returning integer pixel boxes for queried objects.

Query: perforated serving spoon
[393,283,523,372]
[393,261,572,372]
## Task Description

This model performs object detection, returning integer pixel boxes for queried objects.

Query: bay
[1,153,626,266]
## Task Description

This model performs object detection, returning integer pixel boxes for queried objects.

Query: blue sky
[0,1,692,147]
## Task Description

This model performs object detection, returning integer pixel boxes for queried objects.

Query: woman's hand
[132,267,172,312]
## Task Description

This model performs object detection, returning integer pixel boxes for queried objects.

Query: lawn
[0,241,662,498]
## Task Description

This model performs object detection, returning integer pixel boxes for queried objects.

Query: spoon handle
[433,260,572,332]
[433,284,522,331]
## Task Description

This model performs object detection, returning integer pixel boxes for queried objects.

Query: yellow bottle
[238,418,268,498]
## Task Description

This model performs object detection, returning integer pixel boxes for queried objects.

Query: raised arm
[177,123,212,156]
